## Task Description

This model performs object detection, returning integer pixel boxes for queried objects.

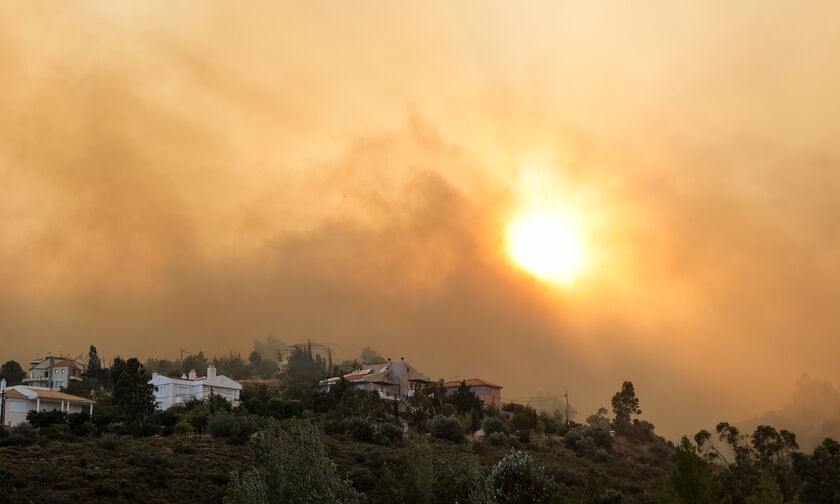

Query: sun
[506,210,588,284]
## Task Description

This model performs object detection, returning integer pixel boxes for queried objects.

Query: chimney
[207,364,216,379]
[188,369,197,380]
[152,371,159,380]
[1,379,5,392]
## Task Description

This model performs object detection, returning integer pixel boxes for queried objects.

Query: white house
[149,364,242,410]
[1,379,96,427]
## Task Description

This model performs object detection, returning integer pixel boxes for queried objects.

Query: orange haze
[3,1,840,439]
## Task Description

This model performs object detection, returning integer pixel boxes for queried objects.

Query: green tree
[610,381,641,431]
[0,360,25,386]
[110,357,155,427]
[792,437,840,504]
[745,472,785,504]
[671,436,719,504]
[451,380,484,415]
[587,407,611,430]
[249,350,262,368]
[85,345,101,378]
[488,449,566,503]
[225,420,359,504]
[377,436,434,503]
[181,351,209,375]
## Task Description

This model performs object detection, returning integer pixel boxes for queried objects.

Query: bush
[591,428,614,451]
[347,466,377,492]
[172,440,197,454]
[207,412,256,443]
[345,417,374,443]
[174,421,194,436]
[488,432,508,446]
[226,420,359,504]
[594,448,610,463]
[265,397,285,419]
[185,403,210,434]
[26,410,68,429]
[430,415,465,443]
[6,423,39,446]
[97,433,119,451]
[564,426,585,449]
[483,416,510,436]
[378,422,403,444]
[488,449,565,503]
[67,413,96,437]
[433,451,484,504]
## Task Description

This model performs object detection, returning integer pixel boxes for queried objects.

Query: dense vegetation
[2,343,840,503]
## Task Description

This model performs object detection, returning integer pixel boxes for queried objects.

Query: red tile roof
[443,378,502,389]
[54,359,81,369]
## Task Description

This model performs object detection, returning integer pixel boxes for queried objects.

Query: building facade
[148,365,242,410]
[442,378,503,409]
[24,355,84,391]
[321,358,432,405]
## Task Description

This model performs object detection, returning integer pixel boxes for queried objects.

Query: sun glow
[507,210,588,284]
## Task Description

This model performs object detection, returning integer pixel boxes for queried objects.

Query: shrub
[345,417,374,443]
[97,433,119,451]
[323,417,346,435]
[377,422,403,444]
[594,448,610,463]
[185,403,210,434]
[483,416,510,436]
[4,423,39,446]
[430,415,465,443]
[575,437,598,456]
[174,421,194,436]
[488,432,508,446]
[488,449,565,504]
[172,440,197,454]
[564,426,585,449]
[26,410,68,429]
[347,466,377,492]
[207,412,256,443]
[68,413,96,437]
[225,420,359,503]
[40,424,73,441]
[265,397,285,419]
[433,451,484,504]
[591,428,614,451]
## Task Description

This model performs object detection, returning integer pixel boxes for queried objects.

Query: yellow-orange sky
[3,1,840,438]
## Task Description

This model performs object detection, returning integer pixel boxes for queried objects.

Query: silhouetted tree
[671,436,719,504]
[85,345,101,378]
[111,357,155,427]
[451,380,484,415]
[611,381,641,431]
[0,360,25,386]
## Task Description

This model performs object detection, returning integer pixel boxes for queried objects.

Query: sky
[2,1,840,440]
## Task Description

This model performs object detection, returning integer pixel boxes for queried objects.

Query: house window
[9,401,26,413]
[61,369,66,374]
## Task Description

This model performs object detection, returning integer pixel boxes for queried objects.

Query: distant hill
[739,375,840,451]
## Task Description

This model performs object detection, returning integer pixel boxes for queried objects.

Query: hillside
[0,431,675,504]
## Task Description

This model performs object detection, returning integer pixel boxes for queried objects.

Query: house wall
[473,386,502,409]
[3,398,89,426]
[151,379,240,410]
